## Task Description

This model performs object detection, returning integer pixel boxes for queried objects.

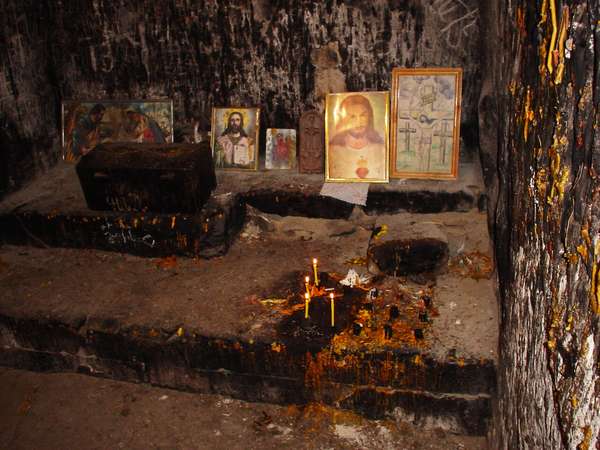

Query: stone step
[0,163,484,256]
[0,161,485,259]
[0,193,245,259]
[0,207,497,435]
[0,194,496,436]
[216,160,486,217]
[0,313,495,396]
[339,387,491,436]
[0,320,492,436]
[0,368,489,449]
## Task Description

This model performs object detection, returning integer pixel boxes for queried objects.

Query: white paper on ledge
[319,182,370,206]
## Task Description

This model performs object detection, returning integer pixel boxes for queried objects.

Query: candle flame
[305,293,309,299]
[305,276,309,283]
[330,293,334,299]
[313,258,317,264]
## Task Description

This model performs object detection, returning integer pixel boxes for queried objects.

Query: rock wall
[480,1,600,448]
[0,0,481,197]
[0,0,59,198]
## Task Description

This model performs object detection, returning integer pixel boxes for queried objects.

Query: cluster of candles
[304,258,336,327]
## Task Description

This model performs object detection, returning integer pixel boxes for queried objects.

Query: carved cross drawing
[397,121,417,154]
[433,121,453,164]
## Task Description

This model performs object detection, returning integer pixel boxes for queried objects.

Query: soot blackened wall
[0,0,481,198]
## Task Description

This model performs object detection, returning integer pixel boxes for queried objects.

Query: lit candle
[305,276,311,296]
[312,258,319,287]
[330,293,335,327]
[305,292,310,319]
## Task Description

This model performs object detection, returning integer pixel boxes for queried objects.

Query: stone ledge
[0,160,486,255]
[0,193,245,259]
[0,317,493,436]
[0,313,496,396]
[1,160,485,219]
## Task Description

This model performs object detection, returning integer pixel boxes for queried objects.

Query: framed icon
[62,99,173,161]
[265,128,297,170]
[390,67,462,179]
[325,91,389,183]
[211,107,260,170]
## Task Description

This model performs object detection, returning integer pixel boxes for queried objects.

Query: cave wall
[479,1,600,448]
[0,0,58,199]
[0,0,481,198]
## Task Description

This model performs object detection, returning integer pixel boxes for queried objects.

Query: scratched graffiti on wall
[429,0,479,50]
[101,221,156,248]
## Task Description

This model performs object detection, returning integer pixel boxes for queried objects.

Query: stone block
[76,142,216,213]
[367,216,449,276]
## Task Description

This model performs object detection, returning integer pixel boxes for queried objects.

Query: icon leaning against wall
[62,99,173,161]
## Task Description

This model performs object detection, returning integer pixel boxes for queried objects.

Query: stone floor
[0,368,488,450]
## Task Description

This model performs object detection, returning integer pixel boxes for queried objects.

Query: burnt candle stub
[423,295,432,308]
[362,302,374,312]
[384,324,393,339]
